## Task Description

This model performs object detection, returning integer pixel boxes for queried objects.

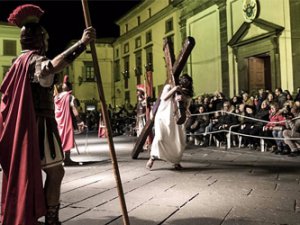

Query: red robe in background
[98,112,107,138]
[54,91,75,151]
[0,51,46,224]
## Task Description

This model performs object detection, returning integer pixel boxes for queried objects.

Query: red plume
[8,4,44,28]
[136,84,145,92]
[63,75,69,84]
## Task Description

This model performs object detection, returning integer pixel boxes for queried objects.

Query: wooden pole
[81,1,130,224]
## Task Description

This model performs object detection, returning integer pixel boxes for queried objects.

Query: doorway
[247,54,271,92]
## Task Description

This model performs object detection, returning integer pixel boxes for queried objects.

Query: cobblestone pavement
[1,134,300,225]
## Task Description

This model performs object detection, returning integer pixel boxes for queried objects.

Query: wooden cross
[131,36,195,159]
[144,64,154,146]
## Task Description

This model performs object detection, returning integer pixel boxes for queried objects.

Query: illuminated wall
[64,39,114,112]
[0,23,21,84]
[186,5,222,96]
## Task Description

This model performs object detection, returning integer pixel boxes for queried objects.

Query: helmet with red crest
[8,4,48,54]
[136,84,145,93]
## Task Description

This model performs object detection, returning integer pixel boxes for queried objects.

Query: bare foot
[146,158,154,170]
[174,163,183,170]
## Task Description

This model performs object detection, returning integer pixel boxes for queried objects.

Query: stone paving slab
[72,188,119,208]
[63,208,122,225]
[110,204,178,225]
[61,187,107,204]
[2,135,300,225]
[162,192,232,225]
[226,205,300,225]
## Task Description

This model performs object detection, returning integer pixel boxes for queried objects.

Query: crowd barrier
[187,110,300,152]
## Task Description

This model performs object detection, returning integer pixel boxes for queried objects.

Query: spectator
[274,87,287,108]
[212,101,238,145]
[263,103,286,153]
[247,100,270,149]
[238,105,256,148]
[294,87,300,102]
[266,92,275,105]
[192,105,210,146]
[242,92,254,106]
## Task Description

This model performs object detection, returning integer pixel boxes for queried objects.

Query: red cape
[98,114,107,138]
[0,51,46,224]
[54,91,75,151]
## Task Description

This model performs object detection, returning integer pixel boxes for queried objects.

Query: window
[145,47,153,71]
[124,77,129,89]
[135,37,141,49]
[135,51,142,84]
[83,61,95,82]
[125,24,128,33]
[137,16,141,26]
[125,91,130,106]
[114,60,120,82]
[166,35,174,53]
[124,43,129,54]
[3,40,17,56]
[148,8,152,18]
[145,31,152,43]
[135,51,142,76]
[116,48,119,58]
[165,18,173,33]
[123,56,130,89]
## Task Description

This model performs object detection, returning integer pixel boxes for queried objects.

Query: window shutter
[82,66,86,81]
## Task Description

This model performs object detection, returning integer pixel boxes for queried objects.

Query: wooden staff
[144,65,154,146]
[81,1,130,224]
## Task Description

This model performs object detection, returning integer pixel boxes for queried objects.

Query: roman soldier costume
[0,4,95,225]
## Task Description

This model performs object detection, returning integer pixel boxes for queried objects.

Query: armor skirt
[37,116,64,169]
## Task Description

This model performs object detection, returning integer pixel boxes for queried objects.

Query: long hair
[179,73,194,98]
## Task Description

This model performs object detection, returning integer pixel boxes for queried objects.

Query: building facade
[64,39,115,112]
[114,0,182,107]
[0,22,21,85]
[1,0,299,109]
[115,0,300,102]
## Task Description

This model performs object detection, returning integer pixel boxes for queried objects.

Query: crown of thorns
[8,4,44,28]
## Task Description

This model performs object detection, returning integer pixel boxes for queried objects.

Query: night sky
[1,0,142,58]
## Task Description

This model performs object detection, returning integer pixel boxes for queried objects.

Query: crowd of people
[186,87,300,157]
[96,86,300,161]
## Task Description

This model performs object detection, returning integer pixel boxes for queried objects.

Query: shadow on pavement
[64,216,263,225]
[142,158,300,175]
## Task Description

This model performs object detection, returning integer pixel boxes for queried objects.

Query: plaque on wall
[242,0,259,23]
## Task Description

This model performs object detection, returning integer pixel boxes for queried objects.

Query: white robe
[150,84,186,164]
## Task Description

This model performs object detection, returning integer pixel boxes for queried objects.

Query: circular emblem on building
[242,0,259,23]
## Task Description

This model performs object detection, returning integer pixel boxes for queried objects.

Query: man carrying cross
[132,37,195,160]
[145,37,195,170]
[146,74,194,170]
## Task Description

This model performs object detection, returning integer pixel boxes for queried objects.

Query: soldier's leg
[43,165,65,225]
